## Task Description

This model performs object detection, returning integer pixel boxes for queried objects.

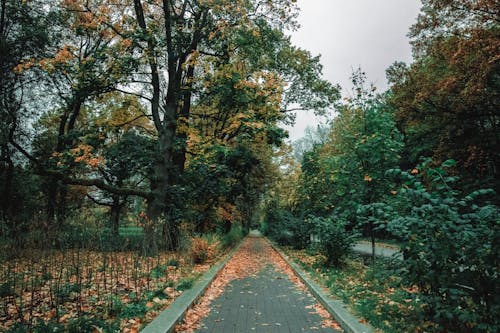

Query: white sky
[284,0,422,141]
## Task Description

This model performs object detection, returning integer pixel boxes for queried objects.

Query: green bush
[220,223,244,248]
[55,282,81,303]
[120,302,148,319]
[264,206,310,249]
[386,160,500,332]
[308,215,356,267]
[176,277,195,291]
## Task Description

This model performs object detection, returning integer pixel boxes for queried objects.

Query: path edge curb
[140,240,243,333]
[269,240,375,333]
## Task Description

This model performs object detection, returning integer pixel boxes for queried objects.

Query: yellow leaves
[71,144,104,169]
[1,246,214,332]
[13,58,35,74]
[235,79,258,90]
[185,50,200,67]
[62,0,83,11]
[54,46,75,63]
[37,58,54,72]
[216,203,240,222]
[31,46,75,74]
[94,93,153,133]
[120,39,133,49]
[364,175,373,182]
[187,131,202,149]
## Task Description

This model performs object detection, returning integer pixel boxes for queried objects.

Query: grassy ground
[283,248,439,333]
[0,236,224,333]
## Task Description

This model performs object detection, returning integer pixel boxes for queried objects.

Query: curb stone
[270,240,374,333]
[140,241,243,333]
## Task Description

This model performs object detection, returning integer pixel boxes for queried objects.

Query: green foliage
[176,278,195,291]
[264,200,310,248]
[389,14,499,194]
[0,282,15,298]
[385,160,500,332]
[120,302,148,319]
[308,215,356,267]
[55,214,143,251]
[167,258,179,267]
[150,264,167,279]
[220,224,244,249]
[103,131,155,185]
[55,282,81,303]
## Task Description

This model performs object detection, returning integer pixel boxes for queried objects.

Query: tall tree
[0,0,53,237]
[7,0,337,254]
[388,0,499,194]
[129,0,337,253]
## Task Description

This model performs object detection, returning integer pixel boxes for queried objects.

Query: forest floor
[175,235,343,332]
[282,247,435,333]
[0,246,221,332]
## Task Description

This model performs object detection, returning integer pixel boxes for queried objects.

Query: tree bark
[110,195,121,237]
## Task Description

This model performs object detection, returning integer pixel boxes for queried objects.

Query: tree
[0,0,53,238]
[388,0,499,195]
[127,0,337,253]
[294,71,403,259]
[5,0,337,255]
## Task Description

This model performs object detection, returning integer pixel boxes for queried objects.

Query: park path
[353,241,402,259]
[175,233,343,333]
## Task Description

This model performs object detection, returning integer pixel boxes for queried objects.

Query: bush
[176,277,195,291]
[264,206,310,249]
[220,223,244,248]
[308,215,356,267]
[386,160,500,332]
[189,235,220,264]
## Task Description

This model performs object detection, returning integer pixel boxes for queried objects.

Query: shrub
[386,160,500,332]
[265,207,310,249]
[150,264,168,279]
[167,258,179,267]
[189,235,220,264]
[55,283,81,303]
[220,223,244,248]
[308,215,356,267]
[120,302,148,319]
[176,277,195,291]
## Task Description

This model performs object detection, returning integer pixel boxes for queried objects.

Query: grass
[284,248,439,333]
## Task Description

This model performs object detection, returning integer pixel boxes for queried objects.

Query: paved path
[194,235,342,333]
[353,242,402,259]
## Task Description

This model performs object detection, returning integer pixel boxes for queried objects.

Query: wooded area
[0,0,498,332]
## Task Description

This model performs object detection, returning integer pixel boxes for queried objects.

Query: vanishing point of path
[175,233,343,333]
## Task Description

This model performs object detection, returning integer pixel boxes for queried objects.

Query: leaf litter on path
[176,237,342,332]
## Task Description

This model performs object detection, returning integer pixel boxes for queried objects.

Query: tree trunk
[143,123,179,255]
[370,221,375,264]
[45,178,57,239]
[0,145,15,238]
[110,195,121,237]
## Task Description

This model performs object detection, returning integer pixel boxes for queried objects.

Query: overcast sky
[284,0,422,141]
